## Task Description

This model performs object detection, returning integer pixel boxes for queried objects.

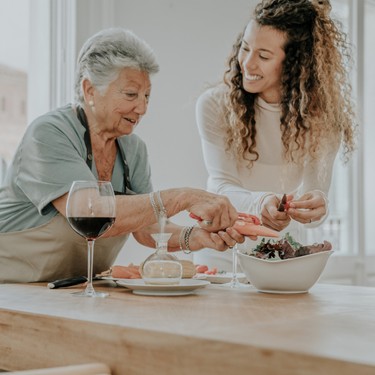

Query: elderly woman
[0,28,243,283]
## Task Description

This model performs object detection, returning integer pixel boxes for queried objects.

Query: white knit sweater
[194,85,339,270]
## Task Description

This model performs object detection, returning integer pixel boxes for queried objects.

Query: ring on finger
[202,220,213,226]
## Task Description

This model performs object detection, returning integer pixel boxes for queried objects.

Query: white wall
[75,0,256,264]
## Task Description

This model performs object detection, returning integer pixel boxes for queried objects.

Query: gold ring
[202,220,213,225]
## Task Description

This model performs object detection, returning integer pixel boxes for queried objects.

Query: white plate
[195,272,248,284]
[115,279,210,296]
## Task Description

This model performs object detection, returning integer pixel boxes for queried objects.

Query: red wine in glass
[66,180,116,297]
[68,217,115,240]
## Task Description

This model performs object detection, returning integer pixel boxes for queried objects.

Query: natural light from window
[0,0,29,163]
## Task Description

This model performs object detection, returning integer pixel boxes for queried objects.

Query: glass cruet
[141,215,183,285]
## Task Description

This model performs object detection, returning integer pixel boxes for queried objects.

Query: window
[0,0,29,162]
[0,0,52,163]
[306,0,375,285]
[364,1,375,258]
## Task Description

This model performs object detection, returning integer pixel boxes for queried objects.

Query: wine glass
[66,180,116,297]
[222,244,249,288]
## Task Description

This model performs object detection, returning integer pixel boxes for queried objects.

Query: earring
[88,100,94,107]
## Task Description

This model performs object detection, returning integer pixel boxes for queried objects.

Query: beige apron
[0,214,128,283]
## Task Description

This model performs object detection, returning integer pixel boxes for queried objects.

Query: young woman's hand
[287,190,327,224]
[260,194,291,231]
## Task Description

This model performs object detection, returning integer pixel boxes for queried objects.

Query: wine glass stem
[86,239,95,295]
[231,245,239,285]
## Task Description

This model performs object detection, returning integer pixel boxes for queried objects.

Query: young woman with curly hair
[195,0,357,269]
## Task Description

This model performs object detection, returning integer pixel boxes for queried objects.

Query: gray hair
[74,28,159,106]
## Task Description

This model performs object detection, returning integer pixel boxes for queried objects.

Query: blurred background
[0,0,374,285]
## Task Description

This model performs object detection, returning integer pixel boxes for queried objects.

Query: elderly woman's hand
[186,189,239,232]
[187,226,245,252]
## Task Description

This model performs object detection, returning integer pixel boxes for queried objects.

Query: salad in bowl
[238,233,333,294]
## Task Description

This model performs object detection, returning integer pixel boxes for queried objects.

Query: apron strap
[76,106,133,194]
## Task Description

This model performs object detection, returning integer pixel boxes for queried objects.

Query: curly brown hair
[223,0,356,166]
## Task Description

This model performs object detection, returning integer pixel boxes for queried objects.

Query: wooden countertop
[1,281,375,374]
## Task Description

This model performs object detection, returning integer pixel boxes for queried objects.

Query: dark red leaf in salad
[249,233,332,260]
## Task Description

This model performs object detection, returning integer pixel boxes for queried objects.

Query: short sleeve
[16,115,95,215]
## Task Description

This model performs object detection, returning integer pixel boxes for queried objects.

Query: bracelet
[179,225,194,254]
[149,191,168,222]
[184,226,195,254]
[179,226,188,251]
[149,192,159,221]
[156,190,167,217]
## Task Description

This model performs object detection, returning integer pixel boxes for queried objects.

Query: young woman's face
[91,68,152,137]
[238,20,286,103]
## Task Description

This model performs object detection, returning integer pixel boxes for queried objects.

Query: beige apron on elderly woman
[0,214,128,283]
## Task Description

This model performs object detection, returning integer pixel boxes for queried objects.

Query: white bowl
[238,250,334,294]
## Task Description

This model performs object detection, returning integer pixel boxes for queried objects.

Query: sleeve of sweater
[298,136,340,227]
[195,88,272,216]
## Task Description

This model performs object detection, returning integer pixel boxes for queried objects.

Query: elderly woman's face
[92,68,151,136]
[238,20,286,103]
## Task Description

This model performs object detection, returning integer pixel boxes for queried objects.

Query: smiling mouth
[243,73,262,81]
[124,117,137,125]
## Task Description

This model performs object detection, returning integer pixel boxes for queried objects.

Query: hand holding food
[287,190,327,224]
[190,211,279,243]
[277,194,292,212]
[186,190,238,232]
[187,225,244,252]
[259,195,292,232]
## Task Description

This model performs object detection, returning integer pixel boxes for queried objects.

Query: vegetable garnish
[277,193,289,212]
[248,233,332,260]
